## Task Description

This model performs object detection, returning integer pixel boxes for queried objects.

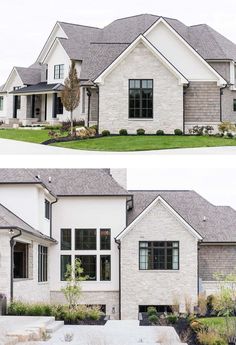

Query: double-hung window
[139,241,179,270]
[54,64,64,79]
[0,96,3,111]
[38,245,48,282]
[129,79,153,119]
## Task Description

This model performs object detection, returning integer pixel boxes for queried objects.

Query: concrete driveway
[1,138,236,154]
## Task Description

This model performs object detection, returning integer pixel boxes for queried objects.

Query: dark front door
[13,96,18,118]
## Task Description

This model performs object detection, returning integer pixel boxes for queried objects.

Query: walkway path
[1,138,236,155]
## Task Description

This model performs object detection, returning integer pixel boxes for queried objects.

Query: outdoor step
[46,320,64,333]
[105,320,140,327]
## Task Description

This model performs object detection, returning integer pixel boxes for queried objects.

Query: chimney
[110,169,127,190]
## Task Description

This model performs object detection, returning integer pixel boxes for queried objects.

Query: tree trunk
[70,110,73,136]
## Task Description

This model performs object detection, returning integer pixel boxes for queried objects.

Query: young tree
[61,61,80,136]
[61,258,88,309]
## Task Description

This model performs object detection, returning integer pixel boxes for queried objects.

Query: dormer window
[54,64,64,79]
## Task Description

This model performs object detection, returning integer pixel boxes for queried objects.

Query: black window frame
[233,99,236,112]
[75,228,97,250]
[60,254,71,281]
[0,96,3,111]
[139,241,179,271]
[45,199,50,220]
[100,255,111,281]
[38,245,48,282]
[129,79,153,119]
[56,96,64,114]
[76,255,97,281]
[100,229,111,250]
[61,228,72,250]
[54,64,64,79]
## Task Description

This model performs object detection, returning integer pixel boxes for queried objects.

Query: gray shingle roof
[15,67,41,85]
[127,190,236,243]
[0,169,129,196]
[0,203,55,241]
[10,82,64,94]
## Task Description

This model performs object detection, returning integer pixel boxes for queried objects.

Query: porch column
[31,95,35,118]
[52,93,57,118]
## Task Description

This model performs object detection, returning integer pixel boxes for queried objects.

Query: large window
[61,229,71,250]
[0,96,3,111]
[129,79,153,119]
[100,255,111,281]
[75,229,96,250]
[56,97,64,114]
[233,99,236,112]
[76,255,96,280]
[54,64,64,79]
[14,242,28,278]
[61,255,71,281]
[100,229,111,250]
[38,245,48,282]
[139,241,179,270]
[45,199,50,220]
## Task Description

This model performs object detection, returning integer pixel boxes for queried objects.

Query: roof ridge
[128,189,193,192]
[204,24,226,57]
[58,21,101,30]
[90,42,130,45]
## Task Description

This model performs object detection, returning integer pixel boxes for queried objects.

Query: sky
[1,0,236,84]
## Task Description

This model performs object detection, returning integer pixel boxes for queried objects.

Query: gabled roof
[0,169,129,197]
[126,191,236,243]
[10,82,64,95]
[15,67,41,85]
[0,203,55,242]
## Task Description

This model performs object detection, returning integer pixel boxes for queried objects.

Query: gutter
[0,226,57,243]
[9,229,22,302]
[50,197,58,238]
[114,238,121,320]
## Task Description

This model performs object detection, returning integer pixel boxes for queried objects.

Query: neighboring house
[1,14,236,133]
[0,168,236,319]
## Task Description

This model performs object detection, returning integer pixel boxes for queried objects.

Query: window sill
[13,278,33,282]
[139,270,179,273]
[128,118,154,121]
[38,281,49,285]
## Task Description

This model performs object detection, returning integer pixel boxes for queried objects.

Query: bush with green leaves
[174,129,183,136]
[137,128,145,135]
[156,130,164,136]
[197,330,227,345]
[166,313,178,324]
[119,129,128,136]
[218,122,236,134]
[148,314,158,324]
[101,130,110,136]
[147,306,158,316]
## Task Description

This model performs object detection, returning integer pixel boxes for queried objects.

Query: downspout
[197,240,203,296]
[10,229,22,302]
[86,89,91,127]
[115,238,121,320]
[96,85,100,134]
[50,197,58,238]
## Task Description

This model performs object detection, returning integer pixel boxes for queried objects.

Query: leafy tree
[61,258,88,309]
[61,61,80,136]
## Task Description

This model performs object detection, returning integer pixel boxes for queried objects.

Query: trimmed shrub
[147,306,158,316]
[89,125,98,133]
[148,314,158,324]
[156,130,164,136]
[190,319,206,332]
[136,128,145,135]
[174,129,183,136]
[227,132,234,138]
[218,121,236,134]
[166,314,178,324]
[88,306,102,320]
[119,129,128,136]
[101,130,110,136]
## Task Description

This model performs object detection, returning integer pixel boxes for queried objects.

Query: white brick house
[1,14,236,133]
[1,169,236,319]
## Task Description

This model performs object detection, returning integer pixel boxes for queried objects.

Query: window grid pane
[61,255,71,281]
[38,245,48,282]
[129,79,153,119]
[100,255,111,281]
[139,241,179,270]
[76,255,96,281]
[61,229,71,250]
[75,229,97,250]
[100,229,111,250]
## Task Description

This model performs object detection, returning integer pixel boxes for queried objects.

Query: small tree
[61,61,80,136]
[61,258,88,309]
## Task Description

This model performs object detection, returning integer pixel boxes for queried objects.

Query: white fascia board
[37,22,68,63]
[42,38,70,65]
[95,35,188,85]
[144,17,227,87]
[3,67,23,92]
[116,195,203,241]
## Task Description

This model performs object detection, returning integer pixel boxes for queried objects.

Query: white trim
[42,38,70,64]
[116,195,203,241]
[37,22,68,63]
[144,17,227,87]
[3,67,23,92]
[94,35,189,85]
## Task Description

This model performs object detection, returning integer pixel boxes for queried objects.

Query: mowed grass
[0,129,50,143]
[52,135,236,152]
[198,317,236,332]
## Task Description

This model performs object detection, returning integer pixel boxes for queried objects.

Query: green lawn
[199,317,236,332]
[0,129,50,143]
[52,135,236,152]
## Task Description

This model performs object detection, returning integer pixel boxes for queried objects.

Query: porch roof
[9,82,64,95]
